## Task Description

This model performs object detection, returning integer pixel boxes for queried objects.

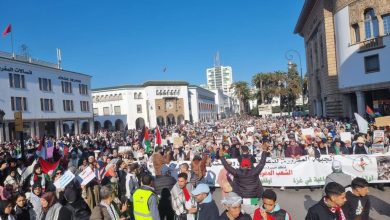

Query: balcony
[358,36,385,52]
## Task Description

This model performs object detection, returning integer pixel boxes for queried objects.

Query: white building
[334,3,390,118]
[206,66,233,95]
[0,51,93,142]
[92,81,218,130]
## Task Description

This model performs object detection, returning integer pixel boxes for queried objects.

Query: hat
[356,136,365,144]
[221,192,242,207]
[191,183,210,196]
[332,160,342,173]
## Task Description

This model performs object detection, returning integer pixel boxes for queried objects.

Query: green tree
[280,63,302,112]
[252,71,285,105]
[231,81,250,115]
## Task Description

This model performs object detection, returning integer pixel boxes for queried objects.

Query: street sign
[14,112,23,132]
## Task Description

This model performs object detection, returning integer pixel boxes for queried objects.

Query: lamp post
[285,49,304,112]
[0,110,5,143]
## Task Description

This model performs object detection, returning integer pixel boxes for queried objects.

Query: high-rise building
[206,65,233,95]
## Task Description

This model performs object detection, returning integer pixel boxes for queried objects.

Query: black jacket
[197,199,219,220]
[64,198,91,220]
[305,198,338,220]
[117,170,127,199]
[14,205,34,220]
[221,153,267,198]
[218,211,251,220]
[342,191,370,220]
[154,175,176,196]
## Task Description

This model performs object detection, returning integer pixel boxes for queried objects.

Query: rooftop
[294,0,316,35]
[0,51,91,77]
[92,80,189,92]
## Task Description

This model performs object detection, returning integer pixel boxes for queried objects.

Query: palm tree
[231,81,250,115]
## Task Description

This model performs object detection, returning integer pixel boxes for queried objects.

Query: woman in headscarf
[0,200,15,220]
[29,184,43,218]
[13,193,34,220]
[36,192,72,220]
[30,164,46,192]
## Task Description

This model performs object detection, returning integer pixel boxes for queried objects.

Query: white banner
[150,154,390,187]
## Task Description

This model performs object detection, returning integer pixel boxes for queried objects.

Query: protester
[37,192,72,220]
[219,192,251,220]
[132,174,160,220]
[306,182,347,220]
[0,200,15,220]
[13,193,34,220]
[90,185,125,220]
[342,177,370,220]
[323,160,353,191]
[253,189,292,220]
[170,173,196,220]
[191,183,219,220]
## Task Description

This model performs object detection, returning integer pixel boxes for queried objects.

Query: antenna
[20,44,30,61]
[214,51,221,67]
[56,48,62,69]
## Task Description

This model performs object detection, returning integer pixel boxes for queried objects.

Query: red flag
[2,24,11,37]
[155,127,162,145]
[38,158,60,174]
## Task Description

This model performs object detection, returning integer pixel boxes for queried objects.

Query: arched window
[364,8,379,39]
[134,93,137,99]
[138,93,142,99]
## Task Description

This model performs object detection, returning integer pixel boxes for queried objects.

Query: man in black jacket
[342,177,370,220]
[220,148,267,215]
[191,183,219,220]
[306,182,347,220]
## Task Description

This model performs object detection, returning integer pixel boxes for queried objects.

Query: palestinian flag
[155,126,162,146]
[38,157,60,175]
[366,105,376,118]
[142,127,151,153]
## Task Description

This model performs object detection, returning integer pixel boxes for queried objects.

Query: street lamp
[0,109,5,143]
[285,49,304,112]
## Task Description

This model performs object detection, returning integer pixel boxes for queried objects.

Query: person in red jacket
[253,189,292,220]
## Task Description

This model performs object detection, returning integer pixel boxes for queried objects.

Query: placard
[375,116,390,127]
[54,171,75,189]
[340,132,352,143]
[77,167,96,185]
[372,130,385,153]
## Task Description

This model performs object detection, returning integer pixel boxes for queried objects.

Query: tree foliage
[231,81,250,115]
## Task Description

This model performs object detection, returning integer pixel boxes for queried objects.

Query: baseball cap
[191,183,210,195]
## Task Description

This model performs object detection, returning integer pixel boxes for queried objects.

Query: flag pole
[10,27,15,58]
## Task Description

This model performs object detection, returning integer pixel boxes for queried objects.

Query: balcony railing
[358,36,385,52]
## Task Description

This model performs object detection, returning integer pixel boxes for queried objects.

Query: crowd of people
[0,115,389,220]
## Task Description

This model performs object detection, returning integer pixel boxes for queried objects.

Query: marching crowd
[0,116,389,220]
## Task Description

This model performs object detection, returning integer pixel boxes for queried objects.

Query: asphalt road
[211,186,390,220]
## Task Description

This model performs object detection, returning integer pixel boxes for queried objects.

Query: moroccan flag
[143,127,151,153]
[2,24,11,37]
[366,106,376,118]
[155,126,162,146]
[38,158,60,174]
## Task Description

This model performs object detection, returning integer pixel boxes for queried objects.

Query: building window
[352,23,360,43]
[39,78,52,91]
[364,54,380,73]
[383,14,390,35]
[61,81,72,93]
[11,97,27,111]
[63,100,74,112]
[137,104,142,113]
[79,84,88,95]
[40,98,54,111]
[9,73,25,89]
[80,101,89,112]
[364,9,379,39]
[103,107,110,115]
[114,106,121,115]
[93,108,98,116]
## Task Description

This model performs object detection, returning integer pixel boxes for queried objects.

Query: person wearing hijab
[0,200,16,220]
[29,184,43,218]
[30,164,46,193]
[36,192,72,220]
[13,193,35,220]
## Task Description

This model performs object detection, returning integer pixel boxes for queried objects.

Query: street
[211,186,390,220]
